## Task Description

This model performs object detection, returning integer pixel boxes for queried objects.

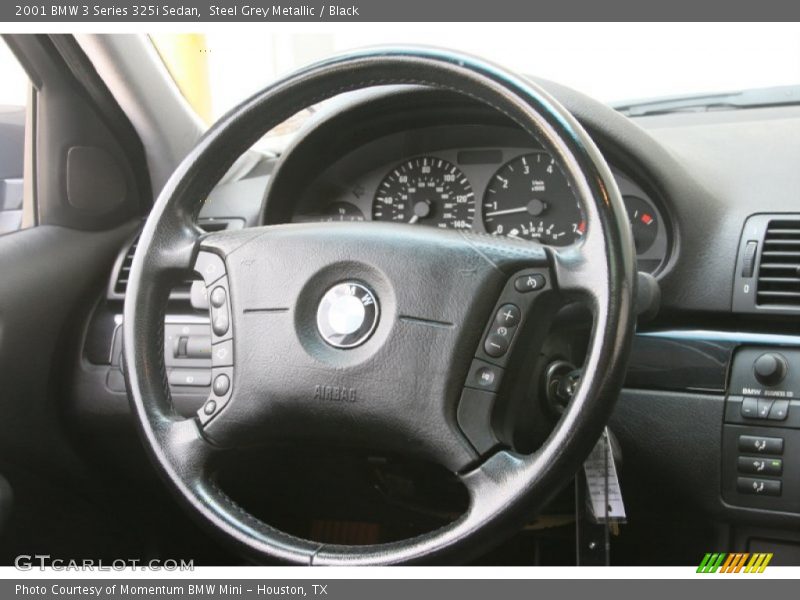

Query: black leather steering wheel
[123,47,636,565]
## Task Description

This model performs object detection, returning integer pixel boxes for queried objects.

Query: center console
[723,347,800,513]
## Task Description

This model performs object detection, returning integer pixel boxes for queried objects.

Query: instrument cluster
[289,131,670,274]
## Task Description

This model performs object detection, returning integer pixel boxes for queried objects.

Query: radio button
[768,400,789,421]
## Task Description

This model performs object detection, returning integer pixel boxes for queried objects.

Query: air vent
[756,219,800,308]
[112,234,139,296]
[108,220,244,300]
[733,214,800,314]
[109,233,198,300]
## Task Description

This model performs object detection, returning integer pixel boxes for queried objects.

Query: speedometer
[372,157,475,229]
[482,152,585,245]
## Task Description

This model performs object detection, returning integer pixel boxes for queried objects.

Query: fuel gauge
[624,195,659,254]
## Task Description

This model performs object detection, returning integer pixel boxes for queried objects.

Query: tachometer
[372,157,475,229]
[482,152,585,245]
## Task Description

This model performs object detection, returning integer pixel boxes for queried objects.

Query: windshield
[150,23,800,135]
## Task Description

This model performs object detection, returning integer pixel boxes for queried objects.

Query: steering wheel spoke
[156,415,217,477]
[185,224,539,470]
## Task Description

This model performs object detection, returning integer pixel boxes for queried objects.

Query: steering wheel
[123,47,636,565]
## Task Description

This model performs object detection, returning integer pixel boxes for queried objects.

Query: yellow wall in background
[150,34,213,124]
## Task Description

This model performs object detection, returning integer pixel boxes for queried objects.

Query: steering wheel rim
[123,47,636,565]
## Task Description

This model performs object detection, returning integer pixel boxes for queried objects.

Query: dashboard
[64,79,800,564]
[284,125,670,274]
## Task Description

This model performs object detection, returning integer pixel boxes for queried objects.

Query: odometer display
[319,201,365,222]
[482,152,585,245]
[372,157,475,229]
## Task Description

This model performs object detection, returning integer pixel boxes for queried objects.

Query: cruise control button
[738,435,783,455]
[495,304,520,327]
[212,374,230,396]
[169,369,211,387]
[756,398,774,419]
[768,400,789,421]
[203,400,217,415]
[514,273,546,293]
[738,456,783,476]
[492,324,513,339]
[741,397,758,418]
[736,477,781,497]
[210,286,227,308]
[484,334,509,357]
[194,251,226,285]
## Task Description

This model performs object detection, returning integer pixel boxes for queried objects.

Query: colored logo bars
[697,553,773,573]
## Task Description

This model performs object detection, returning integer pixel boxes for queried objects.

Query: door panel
[0,222,136,474]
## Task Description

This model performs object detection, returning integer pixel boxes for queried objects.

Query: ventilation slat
[762,251,800,258]
[758,277,800,283]
[758,290,800,297]
[757,219,800,307]
[111,223,227,299]
[765,228,800,237]
[112,234,139,295]
[764,239,800,247]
